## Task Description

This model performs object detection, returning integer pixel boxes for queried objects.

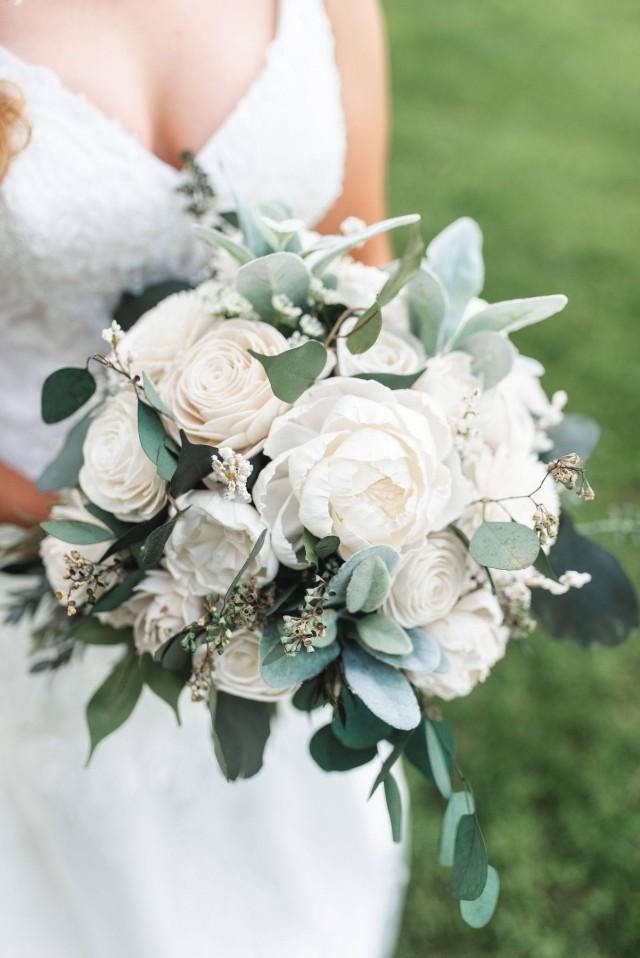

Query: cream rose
[79,389,167,522]
[408,588,508,700]
[40,490,117,606]
[336,316,425,378]
[253,377,470,568]
[164,490,277,597]
[118,290,211,386]
[161,318,290,455]
[106,570,203,654]
[383,530,468,628]
[213,629,294,702]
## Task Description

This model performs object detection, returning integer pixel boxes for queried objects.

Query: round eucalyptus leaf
[469,521,540,571]
[460,865,500,927]
[41,367,96,424]
[249,341,327,403]
[40,519,115,546]
[309,724,376,772]
[438,790,475,867]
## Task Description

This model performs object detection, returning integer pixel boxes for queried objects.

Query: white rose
[118,290,211,386]
[414,351,480,427]
[164,490,277,596]
[383,530,468,628]
[79,389,167,522]
[253,377,471,567]
[162,318,290,455]
[408,588,508,700]
[332,257,409,331]
[336,316,425,378]
[109,570,203,654]
[213,629,294,702]
[40,490,117,606]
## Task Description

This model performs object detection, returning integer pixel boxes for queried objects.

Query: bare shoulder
[319,0,390,264]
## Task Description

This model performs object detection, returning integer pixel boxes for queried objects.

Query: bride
[0,1,408,956]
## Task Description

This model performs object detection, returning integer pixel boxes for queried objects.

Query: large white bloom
[408,588,508,700]
[336,316,425,378]
[253,377,470,567]
[118,290,211,386]
[164,490,277,597]
[79,389,167,522]
[40,490,117,606]
[161,318,289,454]
[383,530,468,628]
[213,629,294,702]
[113,570,203,654]
[414,352,480,428]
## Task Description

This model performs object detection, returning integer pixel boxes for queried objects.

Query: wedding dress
[0,2,408,956]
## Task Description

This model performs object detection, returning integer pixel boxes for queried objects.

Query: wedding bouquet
[5,200,636,929]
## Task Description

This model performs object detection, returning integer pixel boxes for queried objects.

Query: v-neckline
[0,0,284,177]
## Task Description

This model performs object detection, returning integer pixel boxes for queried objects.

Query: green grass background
[382,1,640,955]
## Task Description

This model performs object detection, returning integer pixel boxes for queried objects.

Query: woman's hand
[0,461,57,525]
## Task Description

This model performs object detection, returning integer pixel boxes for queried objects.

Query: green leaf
[426,217,484,348]
[137,400,177,481]
[309,724,376,772]
[469,521,540,572]
[249,341,327,403]
[142,372,173,418]
[141,654,185,724]
[99,508,167,562]
[315,608,339,648]
[346,556,392,613]
[460,865,500,927]
[438,791,475,867]
[368,731,411,795]
[461,330,516,389]
[112,280,193,331]
[40,519,115,545]
[84,503,133,538]
[355,613,413,655]
[342,642,421,731]
[223,528,267,604]
[259,621,340,689]
[292,676,325,712]
[193,224,252,264]
[369,627,443,672]
[426,719,452,799]
[139,515,180,569]
[532,512,638,646]
[383,772,403,843]
[316,535,340,560]
[332,689,391,749]
[170,430,218,496]
[533,548,559,582]
[354,370,425,389]
[303,528,319,566]
[345,302,383,355]
[36,411,93,491]
[327,546,401,606]
[91,569,147,613]
[85,651,143,761]
[71,618,133,646]
[377,222,425,307]
[454,294,567,345]
[407,266,447,355]
[236,251,310,321]
[543,413,601,463]
[209,689,271,781]
[41,367,96,424]
[404,718,454,781]
[452,814,489,901]
[309,214,421,276]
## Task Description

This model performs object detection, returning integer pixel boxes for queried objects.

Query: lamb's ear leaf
[426,217,484,348]
[236,251,310,321]
[309,214,421,276]
[249,341,327,403]
[407,266,447,355]
[36,410,94,491]
[342,643,421,731]
[454,294,567,346]
[85,651,143,762]
[531,512,638,646]
[460,330,516,389]
[259,621,340,689]
[193,224,253,264]
[41,367,96,424]
[209,688,271,781]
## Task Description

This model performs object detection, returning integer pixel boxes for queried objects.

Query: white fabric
[0,3,408,957]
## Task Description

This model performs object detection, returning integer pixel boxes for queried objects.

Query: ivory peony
[213,630,294,702]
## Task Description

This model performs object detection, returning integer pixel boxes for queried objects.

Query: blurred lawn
[383,1,640,955]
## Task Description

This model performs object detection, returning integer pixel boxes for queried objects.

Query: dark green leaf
[292,676,325,712]
[72,618,133,646]
[170,430,218,496]
[91,569,147,614]
[139,515,180,569]
[112,280,193,332]
[452,814,489,901]
[36,411,93,491]
[332,689,391,750]
[439,791,475,867]
[532,512,638,646]
[86,651,143,761]
[303,528,319,566]
[141,654,185,724]
[137,399,177,481]
[377,222,425,306]
[210,689,271,781]
[40,519,115,545]
[315,535,341,560]
[99,508,167,561]
[154,632,191,673]
[354,370,426,389]
[460,865,500,927]
[41,367,96,424]
[84,503,133,538]
[309,724,376,772]
[368,731,411,795]
[533,548,559,582]
[345,302,382,355]
[223,529,267,604]
[426,719,452,799]
[383,772,403,843]
[249,341,327,403]
[142,372,173,418]
[469,521,540,571]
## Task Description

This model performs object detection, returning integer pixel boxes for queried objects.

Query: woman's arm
[0,462,56,525]
[318,0,391,266]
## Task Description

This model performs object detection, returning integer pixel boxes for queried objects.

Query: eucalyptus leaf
[454,294,568,345]
[342,643,420,731]
[354,370,426,389]
[41,367,96,424]
[426,719,452,799]
[193,224,253,264]
[40,519,115,546]
[355,613,413,655]
[407,266,447,355]
[259,621,340,689]
[223,528,267,604]
[345,302,383,355]
[315,535,340,560]
[460,865,500,927]
[250,341,327,402]
[368,731,412,796]
[91,570,146,614]
[543,413,601,463]
[383,772,403,843]
[142,372,173,418]
[83,503,132,538]
[309,724,376,772]
[461,330,516,389]
[378,222,425,307]
[438,791,475,867]
[99,508,167,561]
[469,521,540,572]
[71,618,133,646]
[170,430,218,497]
[210,689,271,781]
[137,400,177,481]
[138,514,180,569]
[346,556,392,613]
[309,214,421,277]
[141,654,185,724]
[236,251,310,321]
[291,675,325,712]
[85,651,143,761]
[36,411,93,491]
[452,814,489,901]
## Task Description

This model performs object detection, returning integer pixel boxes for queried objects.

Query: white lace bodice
[0,0,346,478]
